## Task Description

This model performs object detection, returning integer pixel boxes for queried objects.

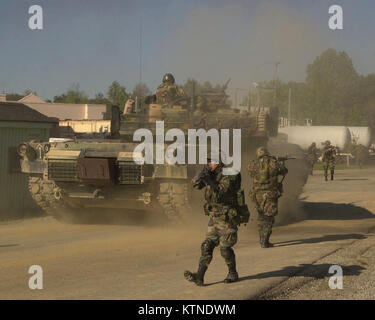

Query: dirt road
[1,168,374,299]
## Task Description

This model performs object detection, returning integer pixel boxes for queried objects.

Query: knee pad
[201,239,216,256]
[220,247,235,260]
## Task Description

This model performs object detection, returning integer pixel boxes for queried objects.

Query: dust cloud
[163,2,334,91]
[267,139,310,225]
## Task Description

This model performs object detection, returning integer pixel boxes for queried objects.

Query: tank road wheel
[157,182,192,223]
[28,176,76,221]
[28,176,54,215]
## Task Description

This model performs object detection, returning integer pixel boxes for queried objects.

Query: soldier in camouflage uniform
[322,140,336,181]
[354,144,368,169]
[156,73,185,105]
[248,147,288,248]
[306,142,318,175]
[184,153,249,286]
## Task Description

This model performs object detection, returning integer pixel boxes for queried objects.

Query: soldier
[354,144,368,169]
[322,140,336,181]
[306,142,318,175]
[156,73,185,105]
[184,151,250,286]
[248,147,288,248]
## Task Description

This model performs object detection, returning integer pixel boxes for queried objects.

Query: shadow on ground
[0,244,18,248]
[240,263,365,281]
[205,263,365,287]
[273,233,366,247]
[302,202,375,220]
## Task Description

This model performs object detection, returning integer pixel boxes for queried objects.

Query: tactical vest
[156,84,179,104]
[252,156,280,191]
[204,171,240,207]
[323,148,336,162]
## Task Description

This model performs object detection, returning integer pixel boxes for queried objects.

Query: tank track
[28,176,73,220]
[157,182,192,223]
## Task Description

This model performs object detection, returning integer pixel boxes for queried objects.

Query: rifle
[276,155,296,162]
[193,165,217,190]
[275,155,295,194]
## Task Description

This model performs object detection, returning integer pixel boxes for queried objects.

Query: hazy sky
[0,0,375,100]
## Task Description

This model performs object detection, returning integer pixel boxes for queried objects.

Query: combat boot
[184,264,207,286]
[265,231,274,248]
[220,247,239,283]
[331,170,334,181]
[224,270,239,283]
[259,231,267,248]
[325,175,328,181]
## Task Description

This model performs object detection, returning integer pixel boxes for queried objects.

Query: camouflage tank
[116,80,281,214]
[17,107,191,223]
[118,79,309,223]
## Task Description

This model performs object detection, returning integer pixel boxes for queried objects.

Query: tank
[17,81,309,224]
[118,81,309,224]
[348,127,372,148]
[278,126,351,150]
[17,111,191,223]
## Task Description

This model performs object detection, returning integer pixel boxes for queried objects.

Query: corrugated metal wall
[0,122,51,219]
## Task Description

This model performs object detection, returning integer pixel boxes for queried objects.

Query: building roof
[21,102,106,120]
[18,93,46,103]
[0,102,58,123]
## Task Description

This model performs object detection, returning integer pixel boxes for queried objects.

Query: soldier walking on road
[322,140,336,181]
[248,147,288,248]
[306,142,318,175]
[184,152,250,286]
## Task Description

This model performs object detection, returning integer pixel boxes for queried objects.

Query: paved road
[1,168,374,299]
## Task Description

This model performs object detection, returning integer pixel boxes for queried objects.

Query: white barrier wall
[278,126,351,150]
[347,127,372,147]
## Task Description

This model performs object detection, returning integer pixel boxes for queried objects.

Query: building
[12,93,106,120]
[0,102,57,219]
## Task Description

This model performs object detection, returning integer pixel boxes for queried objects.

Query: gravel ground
[259,227,375,300]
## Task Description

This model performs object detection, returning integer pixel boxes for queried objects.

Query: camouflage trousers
[252,190,279,236]
[323,160,335,177]
[199,216,238,269]
[307,157,316,174]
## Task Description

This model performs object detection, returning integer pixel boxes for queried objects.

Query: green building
[0,102,57,219]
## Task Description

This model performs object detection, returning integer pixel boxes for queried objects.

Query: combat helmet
[256,146,269,159]
[162,73,175,85]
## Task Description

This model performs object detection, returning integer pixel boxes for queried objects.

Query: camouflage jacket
[248,155,288,192]
[156,83,185,104]
[307,144,318,162]
[193,166,240,206]
[322,147,336,162]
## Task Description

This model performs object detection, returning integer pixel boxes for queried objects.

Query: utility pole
[139,16,143,84]
[137,16,143,113]
[288,87,291,126]
[273,62,280,107]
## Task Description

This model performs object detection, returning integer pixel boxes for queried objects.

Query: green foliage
[107,81,129,112]
[251,49,375,134]
[53,83,88,103]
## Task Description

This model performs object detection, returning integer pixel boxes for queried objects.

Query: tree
[107,81,129,112]
[305,48,359,125]
[53,83,88,103]
[89,92,109,104]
